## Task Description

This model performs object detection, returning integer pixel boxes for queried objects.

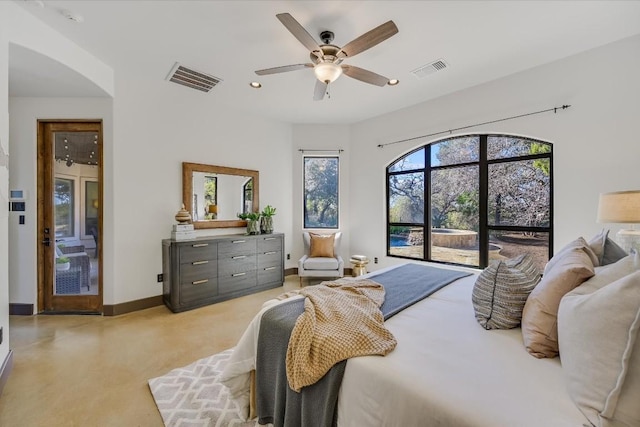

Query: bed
[221,256,637,427]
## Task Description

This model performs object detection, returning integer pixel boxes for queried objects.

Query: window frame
[386,134,553,269]
[303,155,340,229]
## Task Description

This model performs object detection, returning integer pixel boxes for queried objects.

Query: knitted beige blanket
[284,279,397,392]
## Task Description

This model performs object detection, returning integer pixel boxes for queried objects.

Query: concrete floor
[0,276,300,426]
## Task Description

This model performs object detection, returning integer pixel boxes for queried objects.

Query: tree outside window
[304,157,339,228]
[387,135,552,271]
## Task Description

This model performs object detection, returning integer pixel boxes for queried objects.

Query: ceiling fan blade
[276,13,322,54]
[255,63,314,76]
[338,20,398,58]
[341,65,389,86]
[313,80,327,101]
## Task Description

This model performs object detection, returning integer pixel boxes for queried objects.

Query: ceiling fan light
[314,62,342,83]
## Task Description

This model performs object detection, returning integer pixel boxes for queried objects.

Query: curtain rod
[298,149,344,154]
[377,104,571,148]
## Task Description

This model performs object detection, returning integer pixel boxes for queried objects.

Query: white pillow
[558,271,640,426]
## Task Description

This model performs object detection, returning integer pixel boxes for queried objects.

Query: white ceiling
[10,0,640,124]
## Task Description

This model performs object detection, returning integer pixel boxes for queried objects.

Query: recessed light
[388,79,400,86]
[249,82,262,89]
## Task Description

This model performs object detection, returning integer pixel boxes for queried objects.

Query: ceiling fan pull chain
[327,82,331,99]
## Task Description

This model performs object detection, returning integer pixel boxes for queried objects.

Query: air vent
[166,62,222,93]
[411,59,448,79]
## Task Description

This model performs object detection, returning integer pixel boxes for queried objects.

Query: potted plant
[238,212,261,235]
[260,205,276,234]
[56,256,71,271]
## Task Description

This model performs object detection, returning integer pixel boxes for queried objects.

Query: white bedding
[337,272,587,427]
[221,264,588,426]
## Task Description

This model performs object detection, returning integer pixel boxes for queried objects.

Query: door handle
[42,237,51,246]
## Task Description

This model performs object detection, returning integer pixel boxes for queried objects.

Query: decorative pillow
[558,271,640,427]
[588,229,628,266]
[472,254,541,330]
[521,246,595,358]
[309,233,335,258]
[544,237,599,276]
[571,250,640,296]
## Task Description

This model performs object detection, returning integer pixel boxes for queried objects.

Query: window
[55,177,75,238]
[387,135,552,271]
[304,156,339,228]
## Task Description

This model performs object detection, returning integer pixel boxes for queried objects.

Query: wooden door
[37,120,103,313]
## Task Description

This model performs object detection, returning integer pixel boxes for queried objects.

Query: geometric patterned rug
[148,348,262,427]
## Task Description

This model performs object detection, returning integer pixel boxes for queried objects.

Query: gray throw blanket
[255,263,472,427]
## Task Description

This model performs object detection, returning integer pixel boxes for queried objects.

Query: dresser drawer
[258,235,283,252]
[218,238,257,257]
[258,250,281,267]
[218,255,257,277]
[179,241,217,264]
[218,270,257,294]
[258,266,283,285]
[180,261,217,283]
[180,278,218,304]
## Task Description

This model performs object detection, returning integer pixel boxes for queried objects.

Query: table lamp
[597,190,640,253]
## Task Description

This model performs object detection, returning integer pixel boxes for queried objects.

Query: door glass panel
[430,165,479,266]
[488,159,551,227]
[54,178,74,238]
[388,148,425,172]
[52,131,100,297]
[489,230,549,273]
[487,136,551,160]
[389,225,424,259]
[431,137,479,167]
[388,172,424,223]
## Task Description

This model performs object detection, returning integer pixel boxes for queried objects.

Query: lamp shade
[208,204,218,214]
[314,62,342,83]
[597,190,640,223]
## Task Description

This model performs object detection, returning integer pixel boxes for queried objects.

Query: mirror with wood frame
[182,162,259,229]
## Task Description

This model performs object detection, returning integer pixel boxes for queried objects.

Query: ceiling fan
[255,13,399,101]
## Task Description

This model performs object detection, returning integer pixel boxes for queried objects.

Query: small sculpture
[175,204,192,224]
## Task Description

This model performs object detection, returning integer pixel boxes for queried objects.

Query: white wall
[6,0,295,309]
[109,69,293,304]
[348,34,640,272]
[0,0,11,362]
[9,80,294,309]
[291,124,351,263]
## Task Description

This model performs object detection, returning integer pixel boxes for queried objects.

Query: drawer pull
[264,266,276,271]
[192,260,209,265]
[232,272,246,277]
[264,251,277,255]
[232,240,246,244]
[192,279,208,285]
[264,237,276,241]
[232,255,246,260]
[192,243,209,248]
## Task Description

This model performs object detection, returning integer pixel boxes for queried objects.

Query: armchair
[298,231,344,286]
[56,244,91,291]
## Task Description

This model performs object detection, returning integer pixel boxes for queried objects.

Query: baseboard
[103,295,164,316]
[0,350,14,397]
[284,267,297,277]
[9,303,34,315]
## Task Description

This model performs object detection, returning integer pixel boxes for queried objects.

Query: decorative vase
[175,204,192,224]
[247,219,260,235]
[56,262,70,271]
[260,216,274,234]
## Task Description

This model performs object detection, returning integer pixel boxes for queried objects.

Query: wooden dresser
[162,233,284,312]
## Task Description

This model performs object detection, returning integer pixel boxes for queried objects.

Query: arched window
[387,134,552,271]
